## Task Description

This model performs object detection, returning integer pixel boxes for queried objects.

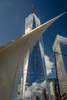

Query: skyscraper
[53,35,67,97]
[24,13,49,93]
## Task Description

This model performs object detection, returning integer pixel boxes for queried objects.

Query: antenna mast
[32,4,34,13]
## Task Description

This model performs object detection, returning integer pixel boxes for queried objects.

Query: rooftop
[57,35,67,45]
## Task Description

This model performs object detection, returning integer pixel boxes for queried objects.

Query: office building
[53,35,67,97]
[48,78,56,100]
[24,13,48,89]
[17,77,23,100]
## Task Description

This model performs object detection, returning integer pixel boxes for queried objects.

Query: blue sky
[0,0,67,77]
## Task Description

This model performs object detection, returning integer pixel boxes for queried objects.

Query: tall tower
[23,12,49,98]
[53,35,67,96]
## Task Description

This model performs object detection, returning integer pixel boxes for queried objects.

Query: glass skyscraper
[53,35,67,96]
[24,13,48,91]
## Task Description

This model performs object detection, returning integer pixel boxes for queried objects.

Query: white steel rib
[0,12,66,100]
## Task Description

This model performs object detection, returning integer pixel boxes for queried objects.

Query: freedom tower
[24,11,49,93]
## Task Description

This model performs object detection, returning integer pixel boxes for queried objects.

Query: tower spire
[32,4,34,13]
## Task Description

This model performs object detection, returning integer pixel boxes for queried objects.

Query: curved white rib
[0,12,66,100]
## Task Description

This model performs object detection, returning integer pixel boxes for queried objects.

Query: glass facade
[27,41,45,85]
[25,14,33,33]
[53,35,67,96]
[59,39,67,74]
